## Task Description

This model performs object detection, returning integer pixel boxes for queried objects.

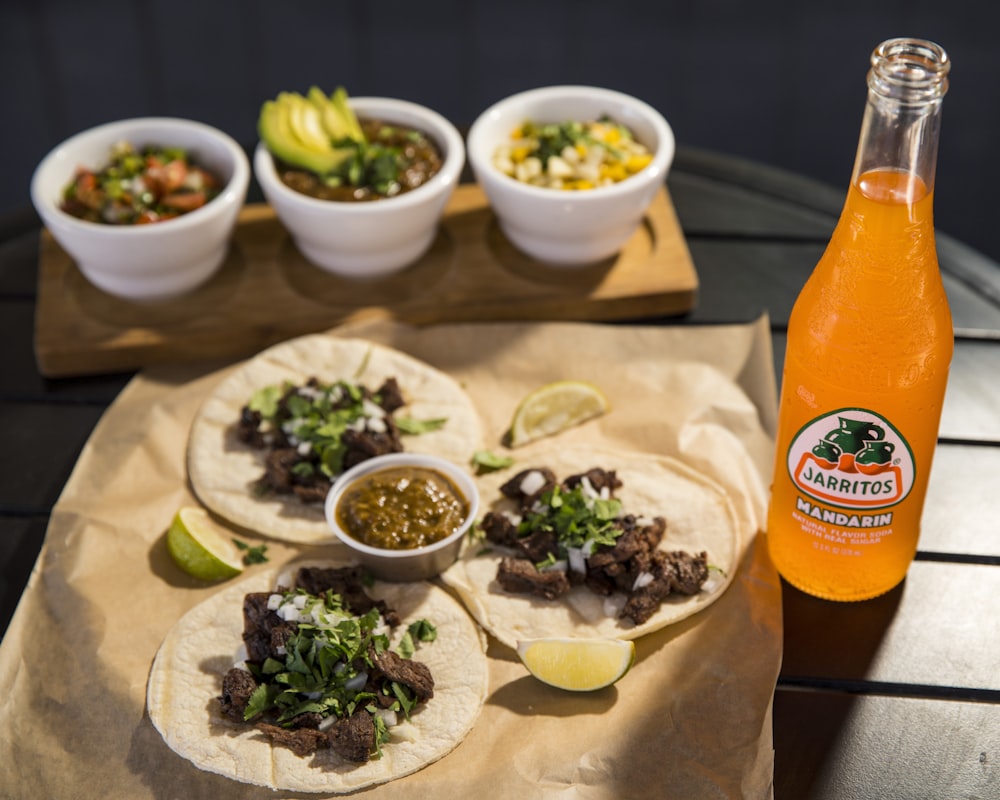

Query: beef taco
[146,562,489,793]
[187,334,483,544]
[440,444,743,648]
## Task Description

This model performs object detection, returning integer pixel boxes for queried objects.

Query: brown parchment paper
[0,317,782,800]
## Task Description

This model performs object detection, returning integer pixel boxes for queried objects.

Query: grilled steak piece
[369,644,435,700]
[219,667,258,721]
[341,420,403,470]
[375,377,405,413]
[236,407,265,448]
[564,468,622,496]
[327,710,377,763]
[242,592,297,663]
[663,549,710,595]
[294,566,401,627]
[480,510,519,547]
[620,550,710,624]
[500,467,557,510]
[514,527,560,563]
[262,447,300,493]
[497,557,571,599]
[256,722,329,757]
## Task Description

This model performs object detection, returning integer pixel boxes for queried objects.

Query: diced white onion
[579,476,598,499]
[519,470,547,496]
[635,516,653,527]
[582,538,597,557]
[293,594,308,610]
[567,547,586,574]
[318,715,336,731]
[560,145,580,164]
[297,441,311,456]
[278,604,300,622]
[266,594,283,611]
[547,155,573,178]
[375,708,398,728]
[603,596,624,617]
[632,572,654,591]
[345,672,368,691]
[494,154,514,174]
[367,416,387,434]
[501,509,522,526]
[362,399,385,418]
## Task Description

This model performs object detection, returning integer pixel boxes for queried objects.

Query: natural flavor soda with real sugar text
[766,39,954,601]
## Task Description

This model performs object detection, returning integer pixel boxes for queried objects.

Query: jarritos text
[786,408,915,523]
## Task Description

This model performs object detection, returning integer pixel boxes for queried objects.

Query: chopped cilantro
[408,619,437,643]
[471,450,515,474]
[518,484,623,551]
[398,619,437,659]
[241,589,417,739]
[395,416,448,435]
[535,552,560,570]
[244,378,446,481]
[232,538,269,565]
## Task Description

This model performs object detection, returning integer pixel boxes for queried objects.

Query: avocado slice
[329,86,366,144]
[280,92,330,152]
[308,86,365,145]
[258,98,349,175]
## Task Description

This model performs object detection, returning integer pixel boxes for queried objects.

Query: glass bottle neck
[851,38,949,202]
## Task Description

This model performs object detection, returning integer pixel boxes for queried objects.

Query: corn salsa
[491,116,653,191]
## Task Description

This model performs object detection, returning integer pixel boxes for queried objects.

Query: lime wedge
[516,637,635,691]
[166,506,244,582]
[508,380,608,447]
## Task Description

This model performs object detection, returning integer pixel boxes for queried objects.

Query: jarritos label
[787,407,915,512]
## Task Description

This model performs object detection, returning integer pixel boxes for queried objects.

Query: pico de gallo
[60,141,222,225]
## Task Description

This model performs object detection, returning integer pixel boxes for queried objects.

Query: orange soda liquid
[766,168,953,601]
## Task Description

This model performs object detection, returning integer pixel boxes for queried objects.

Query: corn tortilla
[146,562,489,793]
[187,334,483,544]
[440,443,743,649]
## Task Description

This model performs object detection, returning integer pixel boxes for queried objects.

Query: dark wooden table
[3,146,1000,799]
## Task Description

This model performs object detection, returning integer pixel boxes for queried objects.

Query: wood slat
[920,443,1000,557]
[774,690,1000,800]
[780,560,1000,689]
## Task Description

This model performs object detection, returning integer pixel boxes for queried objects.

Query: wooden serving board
[34,185,697,377]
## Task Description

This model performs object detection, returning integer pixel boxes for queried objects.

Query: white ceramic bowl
[325,452,479,582]
[254,97,464,278]
[467,85,675,266]
[30,117,250,302]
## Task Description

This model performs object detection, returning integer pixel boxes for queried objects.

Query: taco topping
[336,465,471,550]
[477,466,709,625]
[237,377,447,503]
[219,566,437,762]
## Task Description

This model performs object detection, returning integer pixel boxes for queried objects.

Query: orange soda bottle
[766,38,954,601]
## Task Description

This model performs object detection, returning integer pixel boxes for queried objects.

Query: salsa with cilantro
[335,465,470,550]
[276,118,443,202]
[60,141,221,224]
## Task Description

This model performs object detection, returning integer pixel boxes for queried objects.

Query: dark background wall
[5,0,999,263]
